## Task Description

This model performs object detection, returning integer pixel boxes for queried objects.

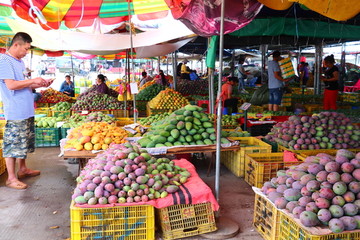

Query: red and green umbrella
[12,0,170,30]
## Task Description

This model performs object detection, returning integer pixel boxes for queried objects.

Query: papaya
[167,136,175,143]
[184,105,201,111]
[146,141,156,148]
[173,141,182,146]
[193,111,201,119]
[210,133,216,140]
[193,124,199,130]
[206,128,215,134]
[160,130,170,137]
[171,129,180,138]
[139,138,151,148]
[196,140,205,145]
[188,129,197,135]
[185,116,194,122]
[164,142,173,147]
[180,129,188,136]
[200,116,210,122]
[203,122,213,128]
[185,135,193,142]
[155,143,165,148]
[198,128,205,134]
[170,119,178,125]
[221,138,231,144]
[165,124,176,132]
[174,109,185,115]
[177,121,185,130]
[204,139,213,145]
[176,115,185,121]
[179,136,186,143]
[154,136,167,144]
[201,132,210,139]
[193,118,202,126]
[183,110,193,116]
[189,142,196,145]
[185,122,193,131]
[193,134,202,141]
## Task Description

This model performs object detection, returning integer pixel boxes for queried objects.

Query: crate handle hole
[183,227,198,233]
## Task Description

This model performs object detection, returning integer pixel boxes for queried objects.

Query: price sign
[130,82,139,94]
[240,102,251,111]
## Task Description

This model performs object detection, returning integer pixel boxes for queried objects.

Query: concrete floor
[0,148,263,240]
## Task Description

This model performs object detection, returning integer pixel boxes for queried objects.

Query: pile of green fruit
[222,130,251,138]
[139,112,171,126]
[136,84,165,101]
[138,105,230,148]
[263,110,294,116]
[84,111,115,124]
[51,101,73,111]
[208,114,241,127]
[72,91,124,111]
[36,116,66,128]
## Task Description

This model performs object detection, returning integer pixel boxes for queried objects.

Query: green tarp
[206,35,219,69]
[229,17,360,40]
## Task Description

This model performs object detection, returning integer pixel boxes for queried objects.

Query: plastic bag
[250,84,269,106]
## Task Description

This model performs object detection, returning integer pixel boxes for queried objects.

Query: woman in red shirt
[221,77,238,114]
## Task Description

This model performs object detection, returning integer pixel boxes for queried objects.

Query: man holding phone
[0,32,53,189]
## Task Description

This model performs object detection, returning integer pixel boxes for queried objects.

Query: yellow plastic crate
[50,110,71,118]
[70,202,155,240]
[111,109,129,118]
[220,137,271,177]
[116,118,134,127]
[0,149,5,175]
[34,107,50,116]
[253,190,281,240]
[0,119,5,138]
[244,153,302,188]
[156,202,216,240]
[277,145,360,160]
[279,211,360,240]
[35,102,49,108]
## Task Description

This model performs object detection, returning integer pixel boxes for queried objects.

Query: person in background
[220,77,239,115]
[238,57,248,93]
[59,75,74,97]
[180,59,190,80]
[189,70,200,81]
[139,71,152,87]
[33,89,41,101]
[299,61,309,91]
[155,70,169,87]
[321,54,339,110]
[95,74,109,94]
[0,32,53,189]
[267,50,291,111]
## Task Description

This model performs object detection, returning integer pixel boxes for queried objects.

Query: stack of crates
[253,190,281,240]
[35,128,61,147]
[111,109,129,118]
[220,137,271,177]
[50,110,71,118]
[35,107,51,116]
[342,92,360,103]
[156,202,217,240]
[244,153,302,188]
[281,93,291,107]
[70,202,155,240]
[278,211,360,240]
[146,103,173,116]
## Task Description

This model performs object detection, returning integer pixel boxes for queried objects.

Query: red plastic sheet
[75,159,220,211]
[165,0,262,36]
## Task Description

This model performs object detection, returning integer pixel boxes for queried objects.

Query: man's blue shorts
[269,88,283,105]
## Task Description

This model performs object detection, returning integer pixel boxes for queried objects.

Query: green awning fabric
[229,17,360,40]
[206,35,219,69]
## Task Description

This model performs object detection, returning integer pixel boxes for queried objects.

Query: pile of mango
[36,116,66,128]
[38,88,72,103]
[61,112,116,129]
[137,84,165,101]
[50,101,73,111]
[138,112,171,126]
[138,105,230,148]
[148,88,189,110]
[64,122,128,151]
[139,80,156,91]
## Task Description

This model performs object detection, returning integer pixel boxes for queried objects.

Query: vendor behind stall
[220,77,239,115]
[95,74,109,94]
[59,75,74,97]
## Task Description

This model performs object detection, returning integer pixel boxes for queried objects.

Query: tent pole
[260,44,268,84]
[340,43,346,91]
[173,52,178,90]
[209,68,214,114]
[71,55,75,82]
[215,0,225,206]
[166,55,169,75]
[314,43,323,95]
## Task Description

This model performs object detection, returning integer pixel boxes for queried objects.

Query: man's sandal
[6,179,28,189]
[17,170,41,179]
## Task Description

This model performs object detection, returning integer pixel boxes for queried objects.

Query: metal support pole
[231,50,235,77]
[166,55,169,75]
[215,0,225,204]
[209,68,214,114]
[173,52,178,90]
[340,43,346,91]
[314,43,323,95]
[260,44,268,84]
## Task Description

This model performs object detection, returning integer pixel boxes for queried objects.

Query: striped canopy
[12,0,170,30]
